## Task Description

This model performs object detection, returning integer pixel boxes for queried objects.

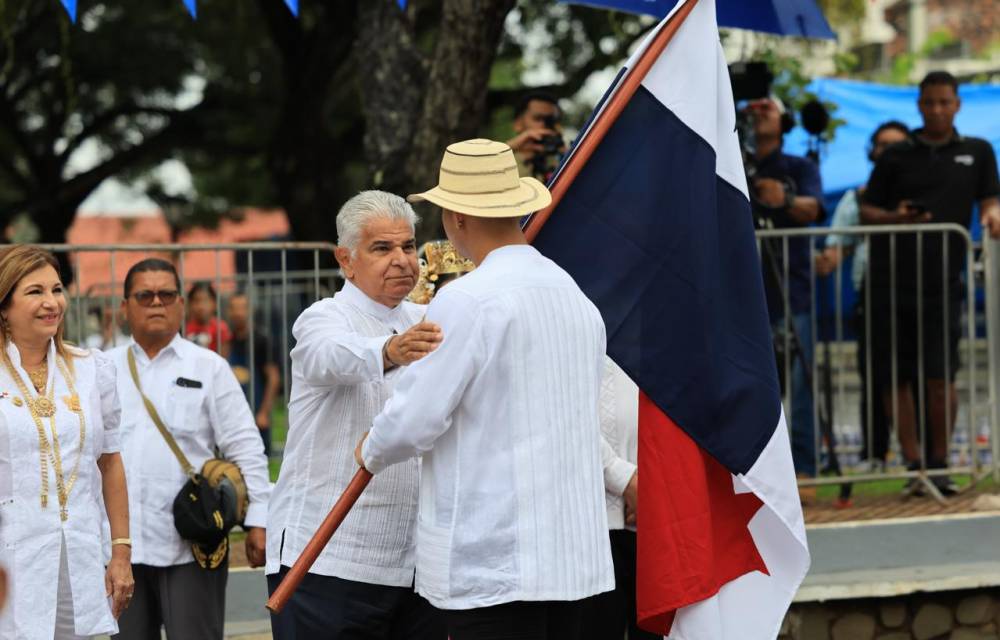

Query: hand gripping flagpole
[265,468,372,613]
[266,0,700,614]
[523,0,699,243]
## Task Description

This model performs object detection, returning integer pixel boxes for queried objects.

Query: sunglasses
[129,289,180,307]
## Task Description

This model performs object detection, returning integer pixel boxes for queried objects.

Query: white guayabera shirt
[266,280,426,586]
[109,335,271,566]
[0,341,120,639]
[363,244,615,610]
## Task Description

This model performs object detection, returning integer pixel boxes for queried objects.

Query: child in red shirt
[186,282,231,356]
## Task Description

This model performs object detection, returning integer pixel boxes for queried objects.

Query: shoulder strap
[127,348,197,479]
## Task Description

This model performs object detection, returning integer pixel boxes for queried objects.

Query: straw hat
[407,139,552,218]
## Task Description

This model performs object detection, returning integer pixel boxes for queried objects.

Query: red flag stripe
[636,392,768,635]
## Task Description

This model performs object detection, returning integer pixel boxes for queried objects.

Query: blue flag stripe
[534,86,780,474]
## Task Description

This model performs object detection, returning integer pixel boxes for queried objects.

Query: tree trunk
[266,1,360,246]
[404,0,517,242]
[355,0,426,197]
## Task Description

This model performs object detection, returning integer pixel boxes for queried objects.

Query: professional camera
[729,62,774,178]
[529,114,565,183]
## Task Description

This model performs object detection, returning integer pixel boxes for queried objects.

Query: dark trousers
[444,600,585,640]
[114,561,227,640]
[581,530,659,640]
[267,566,445,640]
[856,301,890,462]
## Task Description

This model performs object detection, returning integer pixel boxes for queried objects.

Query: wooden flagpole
[265,468,372,613]
[523,0,700,242]
[266,0,701,615]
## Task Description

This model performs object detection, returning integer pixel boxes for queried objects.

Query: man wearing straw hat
[356,139,614,639]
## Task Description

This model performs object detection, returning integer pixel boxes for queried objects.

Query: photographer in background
[506,91,566,182]
[860,71,1000,496]
[748,97,824,500]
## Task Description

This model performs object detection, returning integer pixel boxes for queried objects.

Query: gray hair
[336,190,419,252]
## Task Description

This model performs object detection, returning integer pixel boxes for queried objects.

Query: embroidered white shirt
[599,358,639,531]
[108,335,270,567]
[0,341,121,638]
[265,280,425,586]
[363,244,615,610]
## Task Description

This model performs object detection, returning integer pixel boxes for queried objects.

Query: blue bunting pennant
[60,0,77,22]
[284,0,299,16]
[182,0,196,18]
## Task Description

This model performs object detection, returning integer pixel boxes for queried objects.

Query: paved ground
[803,480,1000,524]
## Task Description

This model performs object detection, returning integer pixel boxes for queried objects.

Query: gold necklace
[27,362,48,394]
[2,351,86,521]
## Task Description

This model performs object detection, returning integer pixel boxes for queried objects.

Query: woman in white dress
[0,246,133,639]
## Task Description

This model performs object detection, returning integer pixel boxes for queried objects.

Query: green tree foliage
[0,0,203,245]
[0,1,667,246]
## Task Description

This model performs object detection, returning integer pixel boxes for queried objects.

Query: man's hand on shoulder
[384,321,443,369]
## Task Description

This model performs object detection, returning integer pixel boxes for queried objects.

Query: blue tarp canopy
[781,79,1000,331]
[785,78,1000,209]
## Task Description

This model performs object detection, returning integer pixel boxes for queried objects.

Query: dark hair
[187,282,217,302]
[919,71,958,96]
[514,91,560,119]
[870,120,909,145]
[123,258,180,298]
[867,120,909,161]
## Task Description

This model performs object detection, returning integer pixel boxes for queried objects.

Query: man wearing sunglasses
[108,258,271,640]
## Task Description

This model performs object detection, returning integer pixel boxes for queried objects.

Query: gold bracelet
[111,537,132,547]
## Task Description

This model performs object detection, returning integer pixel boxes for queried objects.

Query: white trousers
[54,538,90,640]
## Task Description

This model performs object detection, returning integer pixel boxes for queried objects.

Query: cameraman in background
[748,97,825,501]
[507,91,566,182]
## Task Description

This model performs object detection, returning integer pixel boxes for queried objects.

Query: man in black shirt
[861,71,1000,495]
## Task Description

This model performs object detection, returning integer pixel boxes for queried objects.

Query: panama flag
[527,0,809,637]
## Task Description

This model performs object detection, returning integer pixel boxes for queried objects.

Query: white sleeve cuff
[605,458,637,497]
[244,497,270,529]
[361,431,389,475]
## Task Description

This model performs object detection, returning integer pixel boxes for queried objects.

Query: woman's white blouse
[0,340,121,639]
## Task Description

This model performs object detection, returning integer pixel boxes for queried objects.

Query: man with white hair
[356,140,614,640]
[266,190,445,639]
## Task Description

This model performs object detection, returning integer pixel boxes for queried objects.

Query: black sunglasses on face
[130,290,180,307]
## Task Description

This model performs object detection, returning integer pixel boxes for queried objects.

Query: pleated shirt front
[266,281,425,586]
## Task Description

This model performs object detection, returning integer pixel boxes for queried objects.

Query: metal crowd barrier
[40,243,341,457]
[754,223,997,501]
[38,232,1000,496]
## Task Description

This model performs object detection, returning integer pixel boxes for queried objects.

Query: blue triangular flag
[284,0,299,16]
[183,0,196,18]
[60,0,77,22]
[398,0,407,9]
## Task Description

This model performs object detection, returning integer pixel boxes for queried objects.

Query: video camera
[530,114,565,183]
[728,61,830,176]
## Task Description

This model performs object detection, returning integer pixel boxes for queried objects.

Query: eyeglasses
[129,290,180,307]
